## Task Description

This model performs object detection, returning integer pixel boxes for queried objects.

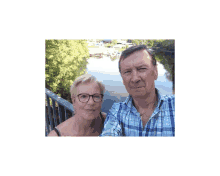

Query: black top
[54,112,105,136]
[54,127,61,136]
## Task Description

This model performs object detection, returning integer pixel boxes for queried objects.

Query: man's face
[120,49,158,98]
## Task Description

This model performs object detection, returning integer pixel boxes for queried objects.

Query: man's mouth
[86,109,95,111]
[131,86,143,89]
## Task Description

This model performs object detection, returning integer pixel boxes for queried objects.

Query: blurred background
[45,39,175,113]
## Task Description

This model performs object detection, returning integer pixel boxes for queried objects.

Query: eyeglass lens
[78,94,102,102]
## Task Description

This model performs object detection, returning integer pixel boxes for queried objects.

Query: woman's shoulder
[47,117,74,136]
[47,129,59,136]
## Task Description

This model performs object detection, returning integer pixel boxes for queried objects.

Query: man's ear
[154,65,158,80]
[122,79,125,85]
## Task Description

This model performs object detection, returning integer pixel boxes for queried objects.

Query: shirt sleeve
[100,104,122,136]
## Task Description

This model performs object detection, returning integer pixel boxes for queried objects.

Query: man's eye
[138,68,146,71]
[124,71,131,74]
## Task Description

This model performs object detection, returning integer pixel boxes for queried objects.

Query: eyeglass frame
[76,93,104,103]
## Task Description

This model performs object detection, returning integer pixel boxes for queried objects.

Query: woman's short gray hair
[70,74,105,99]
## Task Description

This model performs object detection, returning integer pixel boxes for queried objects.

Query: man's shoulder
[161,94,175,102]
[160,94,175,111]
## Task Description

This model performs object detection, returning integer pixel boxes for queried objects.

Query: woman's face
[73,81,103,120]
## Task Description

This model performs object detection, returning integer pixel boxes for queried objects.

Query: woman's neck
[73,114,101,134]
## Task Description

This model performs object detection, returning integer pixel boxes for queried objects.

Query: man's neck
[132,89,157,111]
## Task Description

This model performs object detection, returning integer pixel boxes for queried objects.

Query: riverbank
[88,47,117,54]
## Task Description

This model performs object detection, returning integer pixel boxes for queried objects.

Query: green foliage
[153,40,175,82]
[119,47,125,52]
[132,39,141,45]
[45,39,90,102]
[147,40,154,47]
[87,45,96,48]
[131,39,175,91]
[153,40,175,91]
[106,43,112,48]
[112,39,117,45]
[131,39,149,46]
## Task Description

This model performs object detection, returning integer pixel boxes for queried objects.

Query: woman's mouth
[86,109,95,111]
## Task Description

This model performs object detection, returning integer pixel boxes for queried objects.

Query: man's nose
[131,70,140,83]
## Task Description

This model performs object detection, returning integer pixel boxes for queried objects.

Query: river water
[86,56,173,113]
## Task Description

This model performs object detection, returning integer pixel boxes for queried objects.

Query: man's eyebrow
[122,67,132,71]
[135,64,149,68]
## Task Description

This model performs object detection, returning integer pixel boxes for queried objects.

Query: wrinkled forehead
[120,50,153,68]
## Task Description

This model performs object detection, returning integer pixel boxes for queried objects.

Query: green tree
[112,39,117,45]
[131,39,148,46]
[132,39,141,46]
[131,39,175,93]
[45,39,90,102]
[151,40,175,93]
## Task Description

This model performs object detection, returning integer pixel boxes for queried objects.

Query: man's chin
[130,92,147,98]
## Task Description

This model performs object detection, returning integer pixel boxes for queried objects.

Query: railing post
[45,106,49,136]
[64,107,68,121]
[58,103,62,124]
[46,95,53,131]
[52,100,57,127]
[45,88,74,134]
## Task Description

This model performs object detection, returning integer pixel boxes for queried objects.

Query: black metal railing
[45,88,74,136]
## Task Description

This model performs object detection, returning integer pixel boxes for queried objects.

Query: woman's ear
[72,96,75,104]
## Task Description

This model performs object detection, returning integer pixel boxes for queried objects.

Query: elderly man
[100,45,175,136]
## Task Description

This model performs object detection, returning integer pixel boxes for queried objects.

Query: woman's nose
[87,95,95,104]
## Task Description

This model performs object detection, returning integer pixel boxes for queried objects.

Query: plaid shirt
[100,89,175,137]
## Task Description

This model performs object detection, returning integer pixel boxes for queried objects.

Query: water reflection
[87,56,173,113]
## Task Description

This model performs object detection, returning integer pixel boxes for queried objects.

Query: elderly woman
[48,74,106,136]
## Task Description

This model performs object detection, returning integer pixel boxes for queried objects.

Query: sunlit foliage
[45,39,90,102]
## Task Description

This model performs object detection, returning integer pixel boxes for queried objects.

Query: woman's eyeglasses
[77,93,103,103]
